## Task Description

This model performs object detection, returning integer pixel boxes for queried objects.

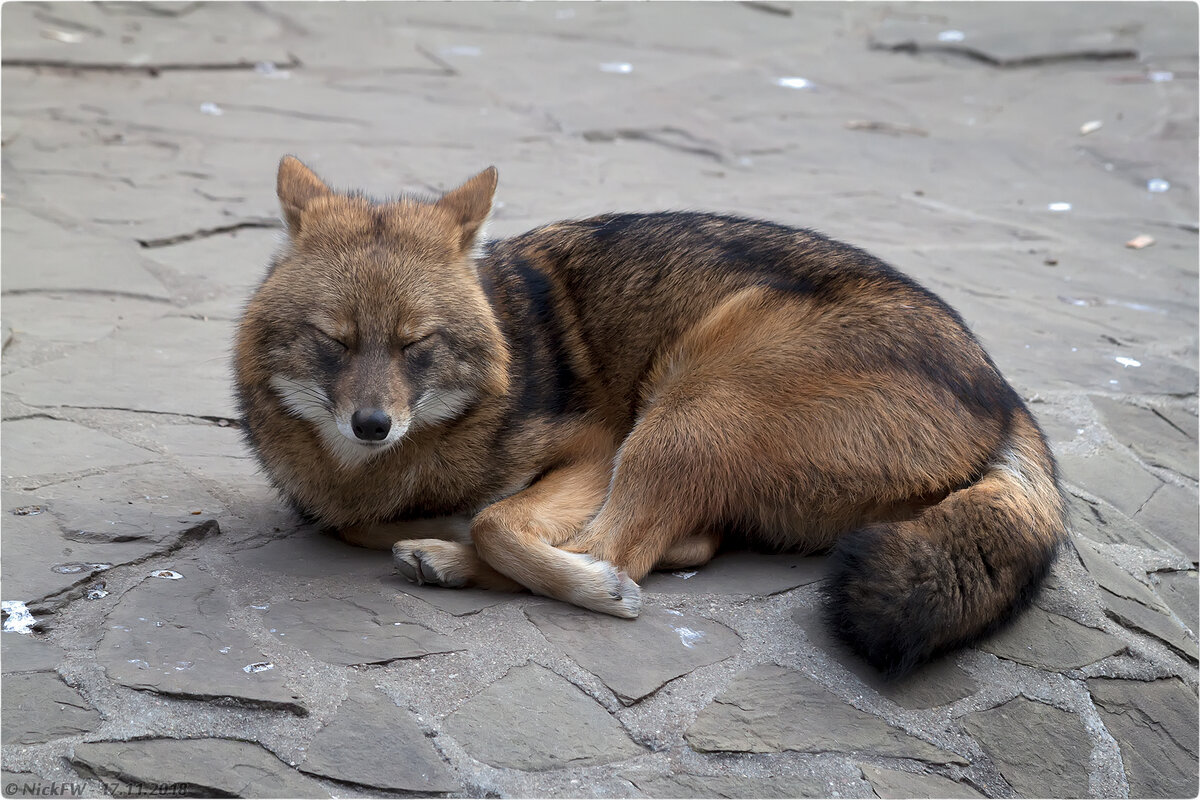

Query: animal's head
[236,156,510,468]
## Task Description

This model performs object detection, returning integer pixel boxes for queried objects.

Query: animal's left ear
[435,166,498,255]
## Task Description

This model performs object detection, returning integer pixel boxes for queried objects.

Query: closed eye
[402,329,442,351]
[311,325,349,351]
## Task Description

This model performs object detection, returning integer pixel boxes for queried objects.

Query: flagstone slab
[859,765,985,799]
[792,606,978,709]
[0,418,156,481]
[641,552,825,596]
[96,565,304,714]
[1,488,220,609]
[685,664,965,764]
[961,698,1091,798]
[70,738,331,799]
[1133,483,1200,563]
[1,672,101,745]
[1,635,63,673]
[632,773,828,798]
[397,582,522,616]
[978,605,1126,670]
[1100,589,1199,661]
[445,663,643,770]
[1073,538,1168,612]
[0,206,171,300]
[4,316,237,419]
[525,601,740,704]
[299,685,458,792]
[1154,570,1199,634]
[259,595,465,666]
[1090,397,1197,481]
[1057,451,1162,518]
[1088,678,1199,799]
[1067,494,1183,556]
[237,528,395,580]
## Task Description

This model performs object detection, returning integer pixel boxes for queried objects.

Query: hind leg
[571,287,996,582]
[654,531,722,570]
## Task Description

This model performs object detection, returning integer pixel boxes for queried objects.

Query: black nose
[351,408,391,441]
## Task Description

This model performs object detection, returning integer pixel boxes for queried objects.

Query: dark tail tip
[822,526,937,677]
[822,523,1060,678]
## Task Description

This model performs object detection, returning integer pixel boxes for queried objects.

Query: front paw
[392,540,469,588]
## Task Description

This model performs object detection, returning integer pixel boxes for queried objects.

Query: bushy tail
[824,409,1068,676]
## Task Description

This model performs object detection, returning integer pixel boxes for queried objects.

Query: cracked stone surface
[1088,678,1200,798]
[71,738,332,799]
[977,604,1128,670]
[632,772,828,798]
[445,663,644,770]
[859,765,985,799]
[96,562,305,714]
[525,601,741,704]
[258,595,466,666]
[1,2,1196,797]
[298,684,458,792]
[1,673,101,745]
[685,664,966,764]
[961,698,1093,798]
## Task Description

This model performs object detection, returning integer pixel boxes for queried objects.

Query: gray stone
[0,206,171,299]
[1,485,221,610]
[1067,494,1183,556]
[1100,589,1199,661]
[1073,538,1168,612]
[685,664,965,764]
[445,663,643,770]
[961,698,1092,798]
[1088,678,1199,799]
[300,686,458,792]
[859,765,984,799]
[24,464,226,544]
[978,605,1126,670]
[1091,397,1198,480]
[71,738,331,799]
[4,316,237,419]
[398,582,522,616]
[633,773,828,798]
[237,527,395,581]
[97,565,304,713]
[1,672,101,745]
[260,595,464,666]
[792,605,978,709]
[1154,570,1199,633]
[1,635,62,673]
[0,418,156,480]
[868,13,1142,65]
[1134,483,1200,563]
[526,601,740,704]
[1057,451,1162,518]
[0,2,295,68]
[641,552,826,596]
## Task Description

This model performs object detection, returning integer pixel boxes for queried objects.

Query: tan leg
[654,532,721,570]
[392,539,523,592]
[470,453,644,617]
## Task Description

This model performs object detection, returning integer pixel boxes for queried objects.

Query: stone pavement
[1,2,1197,798]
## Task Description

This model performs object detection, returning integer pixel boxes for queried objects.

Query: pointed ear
[435,166,498,254]
[277,155,331,235]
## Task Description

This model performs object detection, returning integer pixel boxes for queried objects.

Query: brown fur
[234,157,1068,673]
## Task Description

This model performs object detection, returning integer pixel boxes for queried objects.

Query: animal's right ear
[277,156,332,236]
